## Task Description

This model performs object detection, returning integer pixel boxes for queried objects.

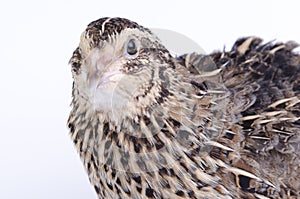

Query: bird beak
[84,46,124,91]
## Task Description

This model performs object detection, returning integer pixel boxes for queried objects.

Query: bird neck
[69,72,228,174]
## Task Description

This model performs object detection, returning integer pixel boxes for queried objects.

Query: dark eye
[125,38,139,57]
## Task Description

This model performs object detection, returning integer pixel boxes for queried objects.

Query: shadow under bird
[68,17,300,199]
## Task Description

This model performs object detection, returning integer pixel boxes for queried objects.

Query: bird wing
[177,37,300,198]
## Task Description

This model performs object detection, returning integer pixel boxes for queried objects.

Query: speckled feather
[68,18,300,199]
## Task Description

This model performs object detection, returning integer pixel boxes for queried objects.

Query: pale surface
[0,1,299,198]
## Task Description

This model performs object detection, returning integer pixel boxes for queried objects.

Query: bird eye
[125,38,139,58]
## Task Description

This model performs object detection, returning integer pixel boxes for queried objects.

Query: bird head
[69,17,179,125]
[68,17,230,184]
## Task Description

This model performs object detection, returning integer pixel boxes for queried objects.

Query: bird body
[68,17,300,198]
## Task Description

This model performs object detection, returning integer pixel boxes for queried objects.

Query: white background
[0,1,299,198]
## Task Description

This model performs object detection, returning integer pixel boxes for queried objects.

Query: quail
[68,17,300,199]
